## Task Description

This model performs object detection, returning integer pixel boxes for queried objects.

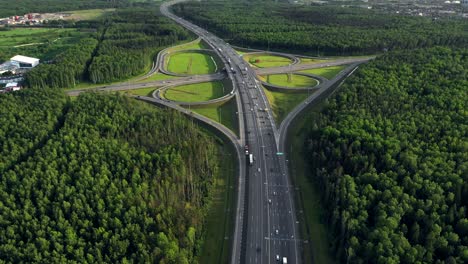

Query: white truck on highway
[249,154,254,166]
[283,257,287,264]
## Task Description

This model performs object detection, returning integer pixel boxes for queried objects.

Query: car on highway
[276,255,280,261]
[275,229,279,235]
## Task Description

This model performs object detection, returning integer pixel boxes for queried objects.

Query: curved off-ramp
[152,79,236,107]
[242,51,301,67]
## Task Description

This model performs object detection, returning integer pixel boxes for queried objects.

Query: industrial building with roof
[10,55,40,68]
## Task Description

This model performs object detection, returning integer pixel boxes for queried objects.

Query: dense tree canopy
[173,1,468,55]
[25,6,191,88]
[88,8,190,83]
[0,88,67,172]
[306,47,467,263]
[0,92,221,262]
[26,38,98,88]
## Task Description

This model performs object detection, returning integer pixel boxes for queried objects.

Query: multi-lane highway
[160,1,300,263]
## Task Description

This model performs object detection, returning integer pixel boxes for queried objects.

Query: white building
[5,82,21,91]
[10,55,39,68]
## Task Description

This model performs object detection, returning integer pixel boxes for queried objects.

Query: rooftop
[10,55,39,64]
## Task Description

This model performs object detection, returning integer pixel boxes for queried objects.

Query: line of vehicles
[218,34,288,264]
[245,143,287,264]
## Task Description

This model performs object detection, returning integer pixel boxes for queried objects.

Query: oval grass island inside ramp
[163,81,226,102]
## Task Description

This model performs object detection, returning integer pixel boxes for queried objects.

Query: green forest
[0,91,222,262]
[306,47,467,263]
[173,1,468,55]
[0,0,127,17]
[25,6,191,88]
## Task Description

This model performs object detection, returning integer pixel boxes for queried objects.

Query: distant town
[301,0,468,18]
[0,12,75,26]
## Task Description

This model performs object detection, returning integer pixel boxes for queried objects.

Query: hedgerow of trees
[173,1,468,55]
[306,47,468,263]
[0,92,221,262]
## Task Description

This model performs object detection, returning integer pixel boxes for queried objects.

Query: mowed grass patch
[164,81,226,102]
[287,107,337,264]
[197,130,237,264]
[244,54,292,68]
[299,57,329,64]
[182,40,210,50]
[167,52,217,75]
[126,87,157,97]
[170,39,209,51]
[263,74,318,88]
[300,65,346,79]
[0,28,77,47]
[62,8,115,21]
[192,98,238,136]
[0,28,91,62]
[263,87,310,123]
[138,72,181,83]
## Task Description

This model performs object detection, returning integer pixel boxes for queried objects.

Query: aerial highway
[161,1,301,263]
[64,1,372,262]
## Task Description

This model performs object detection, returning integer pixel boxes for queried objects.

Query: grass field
[192,98,238,136]
[299,65,346,79]
[244,54,292,68]
[0,28,90,62]
[164,81,226,102]
[170,39,210,51]
[262,87,310,123]
[287,106,336,264]
[167,52,217,75]
[197,131,236,263]
[263,74,318,88]
[138,72,181,82]
[62,8,115,21]
[299,57,329,64]
[66,66,152,91]
[126,87,157,97]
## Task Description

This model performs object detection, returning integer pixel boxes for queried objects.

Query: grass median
[299,65,346,79]
[287,100,336,264]
[262,74,318,88]
[244,54,292,68]
[197,131,237,264]
[191,98,239,136]
[299,57,329,64]
[164,81,226,102]
[262,87,310,123]
[167,51,217,75]
[126,87,157,97]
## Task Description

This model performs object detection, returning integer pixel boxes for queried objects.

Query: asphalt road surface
[161,1,300,264]
[66,73,224,96]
